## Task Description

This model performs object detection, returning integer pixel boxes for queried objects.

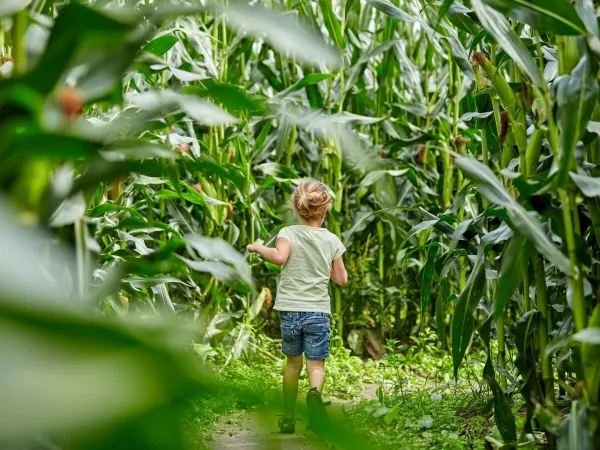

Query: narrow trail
[207,384,382,449]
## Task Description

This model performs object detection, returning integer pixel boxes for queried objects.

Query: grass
[346,389,493,449]
[186,329,496,448]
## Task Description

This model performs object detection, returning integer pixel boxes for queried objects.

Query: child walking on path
[248,180,347,434]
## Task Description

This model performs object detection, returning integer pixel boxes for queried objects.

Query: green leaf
[248,289,267,321]
[143,35,178,57]
[573,327,600,344]
[479,315,518,442]
[456,157,571,274]
[22,4,135,95]
[0,0,29,18]
[271,73,335,101]
[212,1,340,69]
[49,193,86,227]
[451,250,486,379]
[185,235,252,287]
[365,0,474,79]
[447,5,481,35]
[458,111,494,123]
[128,90,239,126]
[558,401,594,450]
[556,56,598,186]
[483,0,585,35]
[183,81,263,115]
[494,233,531,318]
[318,0,346,48]
[420,240,440,312]
[571,172,600,197]
[256,163,299,179]
[400,220,438,249]
[471,0,544,87]
[437,0,455,24]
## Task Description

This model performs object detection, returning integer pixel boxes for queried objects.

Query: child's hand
[247,240,263,254]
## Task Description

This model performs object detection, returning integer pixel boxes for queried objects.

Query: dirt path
[206,384,384,450]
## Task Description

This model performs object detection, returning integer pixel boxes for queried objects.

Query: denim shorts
[280,312,330,360]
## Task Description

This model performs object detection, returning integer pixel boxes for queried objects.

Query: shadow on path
[207,384,385,450]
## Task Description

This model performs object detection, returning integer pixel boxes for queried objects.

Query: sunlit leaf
[212,1,340,69]
[471,0,544,87]
[483,0,585,35]
[456,157,570,274]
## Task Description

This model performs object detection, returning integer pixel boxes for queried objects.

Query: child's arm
[330,257,348,286]
[248,238,291,266]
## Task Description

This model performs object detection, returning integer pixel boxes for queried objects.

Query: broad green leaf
[271,73,335,101]
[573,327,600,344]
[170,67,206,82]
[494,233,531,318]
[574,0,600,58]
[49,193,86,227]
[456,157,571,274]
[458,111,494,123]
[124,275,188,290]
[420,240,440,312]
[178,257,240,284]
[101,141,177,161]
[479,315,517,442]
[128,90,239,126]
[558,401,594,450]
[437,0,456,24]
[556,56,598,186]
[483,0,585,35]
[22,4,135,95]
[185,235,252,286]
[447,4,481,35]
[143,35,178,57]
[359,169,409,189]
[0,0,30,17]
[318,0,346,48]
[183,81,263,114]
[435,292,447,346]
[365,0,474,79]
[451,250,486,379]
[248,289,267,321]
[516,311,540,354]
[396,102,428,117]
[256,163,299,179]
[400,220,438,249]
[213,1,340,69]
[571,172,600,197]
[471,0,544,87]
[449,219,473,253]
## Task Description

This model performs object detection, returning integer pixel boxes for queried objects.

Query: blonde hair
[290,180,333,221]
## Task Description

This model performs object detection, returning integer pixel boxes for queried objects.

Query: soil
[206,384,384,450]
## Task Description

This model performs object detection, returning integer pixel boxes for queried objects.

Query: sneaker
[278,417,296,434]
[306,388,329,430]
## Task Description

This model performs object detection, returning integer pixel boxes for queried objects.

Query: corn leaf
[555,56,598,186]
[0,0,29,18]
[471,0,544,87]
[558,401,595,450]
[456,157,571,274]
[213,1,340,69]
[494,233,531,318]
[451,250,486,379]
[483,0,585,35]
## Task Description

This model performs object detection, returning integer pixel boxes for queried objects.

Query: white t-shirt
[274,225,346,314]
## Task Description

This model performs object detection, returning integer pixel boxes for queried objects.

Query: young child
[248,180,348,434]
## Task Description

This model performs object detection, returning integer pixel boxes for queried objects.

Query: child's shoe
[278,417,296,434]
[306,387,329,430]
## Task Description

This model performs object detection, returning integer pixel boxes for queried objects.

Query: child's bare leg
[283,354,303,419]
[306,359,326,392]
